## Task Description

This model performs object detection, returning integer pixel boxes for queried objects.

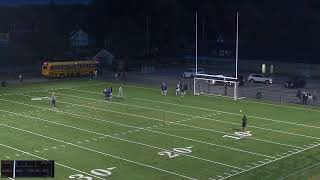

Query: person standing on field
[242,114,247,132]
[18,74,23,85]
[51,92,56,110]
[118,85,123,97]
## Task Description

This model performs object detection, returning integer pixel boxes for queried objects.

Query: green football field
[0,79,319,180]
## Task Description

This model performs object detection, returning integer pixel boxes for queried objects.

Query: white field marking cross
[223,131,252,140]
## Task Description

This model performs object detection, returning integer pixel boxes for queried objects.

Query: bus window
[43,66,47,70]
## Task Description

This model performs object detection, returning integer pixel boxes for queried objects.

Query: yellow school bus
[42,60,98,78]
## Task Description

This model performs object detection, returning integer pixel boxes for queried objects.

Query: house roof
[93,49,114,59]
[69,29,87,36]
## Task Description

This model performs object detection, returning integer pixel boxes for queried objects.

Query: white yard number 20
[69,167,116,180]
[158,146,193,159]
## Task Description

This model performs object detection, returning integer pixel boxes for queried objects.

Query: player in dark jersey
[106,87,112,101]
[51,92,56,110]
[161,82,167,95]
[181,84,188,97]
[242,114,247,132]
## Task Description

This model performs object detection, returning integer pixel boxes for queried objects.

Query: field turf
[0,79,320,180]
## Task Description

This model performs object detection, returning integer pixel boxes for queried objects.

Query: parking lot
[118,67,320,107]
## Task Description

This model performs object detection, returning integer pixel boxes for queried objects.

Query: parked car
[248,74,272,84]
[283,78,306,89]
[206,75,233,86]
[182,68,204,78]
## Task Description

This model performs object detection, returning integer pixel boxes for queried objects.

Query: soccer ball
[240,110,243,113]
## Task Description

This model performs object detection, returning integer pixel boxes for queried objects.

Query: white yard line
[0,98,276,159]
[0,109,244,171]
[132,97,320,129]
[0,144,105,180]
[0,82,107,97]
[55,99,303,149]
[219,143,320,179]
[278,161,320,180]
[0,124,197,180]
[5,91,302,149]
[54,92,320,141]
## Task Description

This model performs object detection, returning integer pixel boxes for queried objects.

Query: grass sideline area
[0,79,320,180]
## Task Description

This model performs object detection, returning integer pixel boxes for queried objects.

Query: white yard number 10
[158,146,193,159]
[69,167,116,180]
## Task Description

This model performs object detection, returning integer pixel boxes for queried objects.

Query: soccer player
[242,114,247,132]
[118,85,123,97]
[94,70,98,79]
[51,92,56,110]
[161,82,167,95]
[18,74,23,85]
[103,87,108,100]
[181,84,188,97]
[175,83,180,96]
[107,87,113,101]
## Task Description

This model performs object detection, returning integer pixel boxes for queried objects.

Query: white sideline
[219,143,320,179]
[0,97,276,159]
[0,97,301,149]
[114,83,320,113]
[7,81,320,129]
[69,81,320,113]
[62,88,320,130]
[55,92,320,141]
[0,108,244,171]
[2,80,320,113]
[0,144,105,180]
[0,124,197,180]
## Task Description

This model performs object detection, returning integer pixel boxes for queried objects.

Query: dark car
[283,78,306,89]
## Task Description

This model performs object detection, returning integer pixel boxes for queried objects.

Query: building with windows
[69,29,88,48]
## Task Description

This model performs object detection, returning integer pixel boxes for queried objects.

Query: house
[69,29,89,48]
[213,34,233,57]
[93,49,114,65]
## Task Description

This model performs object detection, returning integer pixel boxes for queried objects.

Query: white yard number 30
[158,146,193,159]
[69,167,116,180]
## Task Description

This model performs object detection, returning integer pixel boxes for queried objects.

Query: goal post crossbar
[195,73,238,80]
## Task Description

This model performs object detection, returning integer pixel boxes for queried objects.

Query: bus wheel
[60,74,65,79]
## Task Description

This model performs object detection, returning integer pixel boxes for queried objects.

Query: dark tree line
[0,0,320,64]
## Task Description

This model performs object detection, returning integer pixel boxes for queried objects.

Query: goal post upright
[193,11,240,100]
[193,11,198,95]
[234,11,239,100]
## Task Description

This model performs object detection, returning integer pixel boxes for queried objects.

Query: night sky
[0,0,90,5]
